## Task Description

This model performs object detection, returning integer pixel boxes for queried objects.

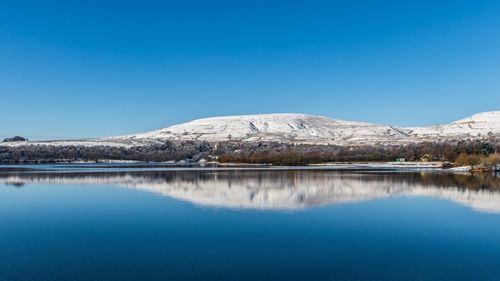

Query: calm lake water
[1,165,500,281]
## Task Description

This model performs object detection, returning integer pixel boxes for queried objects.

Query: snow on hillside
[408,111,500,140]
[2,111,499,147]
[0,139,137,148]
[116,113,410,145]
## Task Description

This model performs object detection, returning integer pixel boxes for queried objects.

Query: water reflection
[1,170,500,213]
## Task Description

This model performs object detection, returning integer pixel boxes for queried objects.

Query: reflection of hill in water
[2,170,500,213]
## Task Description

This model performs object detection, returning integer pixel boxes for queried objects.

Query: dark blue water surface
[0,167,500,281]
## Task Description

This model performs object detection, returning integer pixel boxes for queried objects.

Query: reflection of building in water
[1,171,500,213]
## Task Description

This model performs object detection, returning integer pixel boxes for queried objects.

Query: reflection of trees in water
[3,181,25,187]
[419,172,500,190]
[385,172,500,190]
[1,170,499,191]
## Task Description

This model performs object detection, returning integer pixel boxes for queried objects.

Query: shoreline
[0,161,493,174]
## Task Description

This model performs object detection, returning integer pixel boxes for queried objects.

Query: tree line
[1,139,499,166]
[216,139,500,166]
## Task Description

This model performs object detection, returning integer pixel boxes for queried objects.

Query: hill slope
[408,111,500,141]
[118,113,410,145]
[3,111,499,147]
[115,111,500,145]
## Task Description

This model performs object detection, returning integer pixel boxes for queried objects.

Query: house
[420,154,433,162]
[395,158,406,162]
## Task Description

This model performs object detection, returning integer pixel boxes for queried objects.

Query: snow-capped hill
[451,111,500,131]
[121,113,409,145]
[408,111,500,139]
[3,111,499,147]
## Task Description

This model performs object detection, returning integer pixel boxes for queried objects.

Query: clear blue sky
[1,0,500,139]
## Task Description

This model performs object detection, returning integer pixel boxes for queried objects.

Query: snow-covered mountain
[408,111,500,141]
[114,111,500,145]
[3,111,499,147]
[115,113,411,145]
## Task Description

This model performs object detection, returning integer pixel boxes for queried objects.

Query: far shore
[1,160,498,174]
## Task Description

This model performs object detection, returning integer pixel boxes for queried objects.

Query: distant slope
[116,113,410,145]
[408,111,500,140]
[2,111,499,147]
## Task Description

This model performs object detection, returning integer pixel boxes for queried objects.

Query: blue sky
[1,0,500,139]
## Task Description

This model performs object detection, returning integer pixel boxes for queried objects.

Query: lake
[1,164,500,281]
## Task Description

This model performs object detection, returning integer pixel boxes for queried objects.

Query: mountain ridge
[3,111,499,147]
[115,111,500,145]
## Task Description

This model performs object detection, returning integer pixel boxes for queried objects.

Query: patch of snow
[445,166,472,172]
